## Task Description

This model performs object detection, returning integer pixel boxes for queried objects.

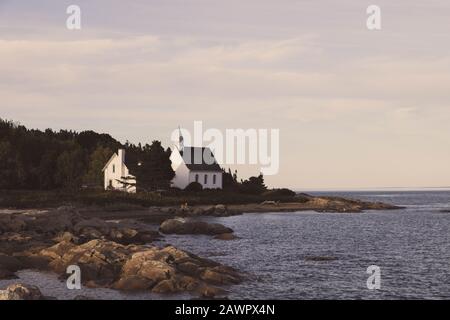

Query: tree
[54,147,86,189]
[240,173,267,194]
[37,149,59,189]
[0,140,25,189]
[222,168,239,191]
[83,146,113,186]
[126,141,175,191]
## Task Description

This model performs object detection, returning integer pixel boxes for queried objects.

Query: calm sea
[2,190,449,299]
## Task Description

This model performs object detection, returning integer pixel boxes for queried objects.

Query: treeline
[0,118,173,190]
[0,118,290,196]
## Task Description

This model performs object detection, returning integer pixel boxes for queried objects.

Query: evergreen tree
[126,141,175,191]
[240,173,267,194]
[83,146,114,186]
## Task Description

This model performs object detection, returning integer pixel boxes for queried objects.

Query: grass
[0,189,308,209]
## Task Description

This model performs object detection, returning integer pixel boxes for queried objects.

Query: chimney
[118,149,125,163]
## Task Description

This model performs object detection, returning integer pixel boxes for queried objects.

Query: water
[2,191,449,299]
[161,191,450,299]
[0,270,180,300]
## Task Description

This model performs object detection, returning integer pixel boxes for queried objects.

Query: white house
[170,130,223,190]
[102,149,136,193]
[103,130,223,192]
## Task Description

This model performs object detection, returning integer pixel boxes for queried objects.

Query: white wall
[170,147,223,189]
[170,148,190,189]
[103,150,136,193]
[189,171,223,189]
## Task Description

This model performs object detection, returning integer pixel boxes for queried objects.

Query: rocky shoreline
[78,194,403,221]
[0,195,402,300]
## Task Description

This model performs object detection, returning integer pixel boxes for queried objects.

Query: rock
[201,267,241,285]
[214,233,238,241]
[203,206,216,215]
[53,231,79,244]
[152,279,177,293]
[0,268,17,280]
[160,207,176,214]
[26,209,83,234]
[159,219,233,235]
[0,215,26,233]
[191,208,205,216]
[108,227,160,245]
[0,254,27,278]
[71,217,160,245]
[113,275,154,291]
[214,204,227,214]
[78,227,104,240]
[196,284,227,298]
[73,218,111,234]
[304,256,338,262]
[116,244,242,294]
[0,254,25,272]
[176,261,203,277]
[39,239,130,285]
[123,254,174,286]
[33,238,243,295]
[16,255,50,270]
[0,284,45,300]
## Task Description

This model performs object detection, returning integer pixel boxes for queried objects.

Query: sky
[1,0,450,190]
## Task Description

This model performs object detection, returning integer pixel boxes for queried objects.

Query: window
[195,174,199,182]
[112,164,115,173]
[109,180,113,187]
[213,174,216,184]
[204,174,208,184]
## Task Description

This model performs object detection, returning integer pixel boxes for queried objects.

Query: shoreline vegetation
[0,189,402,213]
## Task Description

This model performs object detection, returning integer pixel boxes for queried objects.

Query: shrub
[262,188,296,198]
[184,182,203,192]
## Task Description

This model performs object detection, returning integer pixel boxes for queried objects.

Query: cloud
[1,4,450,189]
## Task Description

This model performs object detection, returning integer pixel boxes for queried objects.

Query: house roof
[102,152,117,172]
[181,147,222,172]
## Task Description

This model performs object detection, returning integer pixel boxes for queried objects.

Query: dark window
[195,174,199,182]
[204,174,208,184]
[213,174,216,184]
[109,180,113,187]
[112,165,115,173]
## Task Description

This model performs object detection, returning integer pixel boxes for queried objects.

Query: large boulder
[0,254,25,279]
[0,215,27,233]
[0,254,24,272]
[0,284,45,300]
[26,208,83,234]
[34,239,243,297]
[159,219,233,235]
[116,245,242,295]
[38,239,131,286]
[73,218,111,234]
[214,204,227,214]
